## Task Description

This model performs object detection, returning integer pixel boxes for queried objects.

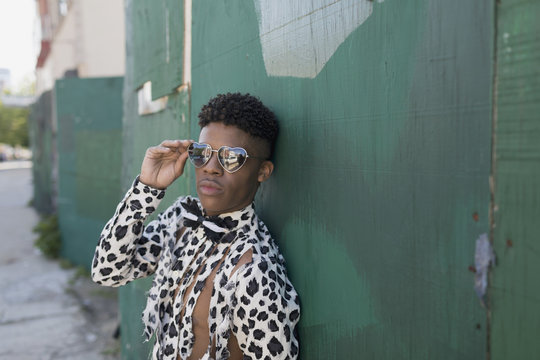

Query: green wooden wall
[131,0,184,99]
[118,0,190,357]
[117,0,540,358]
[55,77,124,269]
[29,90,55,214]
[490,0,540,358]
[191,1,492,358]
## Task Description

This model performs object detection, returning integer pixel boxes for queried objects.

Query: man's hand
[139,139,194,189]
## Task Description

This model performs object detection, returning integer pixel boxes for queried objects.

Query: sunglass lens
[188,142,210,167]
[218,147,247,173]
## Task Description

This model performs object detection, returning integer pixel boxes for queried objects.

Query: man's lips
[198,179,223,195]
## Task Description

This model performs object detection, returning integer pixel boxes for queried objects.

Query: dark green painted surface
[490,0,540,358]
[29,90,55,214]
[132,0,183,99]
[191,0,492,358]
[118,1,191,357]
[117,0,501,358]
[55,77,124,269]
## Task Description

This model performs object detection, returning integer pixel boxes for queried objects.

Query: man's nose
[203,152,223,175]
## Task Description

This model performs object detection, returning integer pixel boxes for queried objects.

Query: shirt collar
[181,196,256,243]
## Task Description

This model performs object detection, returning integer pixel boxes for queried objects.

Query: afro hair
[198,93,279,157]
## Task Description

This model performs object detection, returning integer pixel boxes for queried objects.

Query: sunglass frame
[188,142,259,173]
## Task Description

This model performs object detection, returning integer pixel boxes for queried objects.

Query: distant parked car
[0,143,17,161]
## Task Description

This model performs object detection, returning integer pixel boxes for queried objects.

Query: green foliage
[59,258,75,269]
[74,265,90,279]
[101,342,121,357]
[33,215,61,259]
[67,265,91,286]
[0,102,29,147]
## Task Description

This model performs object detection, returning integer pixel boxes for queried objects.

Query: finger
[159,139,181,147]
[177,139,195,153]
[158,140,184,152]
[161,139,193,147]
[161,140,195,154]
[174,150,190,177]
[179,139,194,147]
[147,145,173,154]
[145,147,178,161]
[146,146,167,155]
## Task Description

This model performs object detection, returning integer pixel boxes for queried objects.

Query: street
[0,164,120,360]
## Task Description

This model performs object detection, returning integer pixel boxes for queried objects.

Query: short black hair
[198,93,279,158]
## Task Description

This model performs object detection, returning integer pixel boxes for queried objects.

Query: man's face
[195,122,270,216]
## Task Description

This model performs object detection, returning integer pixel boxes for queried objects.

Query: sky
[0,0,38,90]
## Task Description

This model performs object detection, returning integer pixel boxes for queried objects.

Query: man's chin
[198,195,225,216]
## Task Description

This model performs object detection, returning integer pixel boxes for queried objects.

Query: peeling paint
[137,81,168,115]
[474,233,495,307]
[254,0,383,78]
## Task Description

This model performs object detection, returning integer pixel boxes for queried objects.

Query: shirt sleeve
[231,260,301,359]
[91,176,175,287]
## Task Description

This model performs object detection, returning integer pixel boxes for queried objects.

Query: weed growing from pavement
[101,340,121,357]
[33,214,61,258]
[67,265,91,286]
[59,258,74,269]
[33,222,92,283]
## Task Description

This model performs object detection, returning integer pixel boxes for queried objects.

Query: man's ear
[257,161,274,183]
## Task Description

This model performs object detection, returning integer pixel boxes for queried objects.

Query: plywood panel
[118,0,191,357]
[55,77,124,268]
[191,0,492,358]
[131,0,183,98]
[29,90,55,214]
[490,0,540,358]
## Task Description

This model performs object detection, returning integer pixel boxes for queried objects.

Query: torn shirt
[91,177,300,360]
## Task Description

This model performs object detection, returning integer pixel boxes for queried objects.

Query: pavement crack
[0,308,77,326]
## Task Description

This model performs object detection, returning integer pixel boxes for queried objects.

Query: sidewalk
[0,166,120,360]
[0,160,32,171]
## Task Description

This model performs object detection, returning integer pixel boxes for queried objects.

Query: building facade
[35,0,125,95]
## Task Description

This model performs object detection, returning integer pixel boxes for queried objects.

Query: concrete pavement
[0,164,120,360]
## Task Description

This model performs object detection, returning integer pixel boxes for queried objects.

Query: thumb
[175,151,190,177]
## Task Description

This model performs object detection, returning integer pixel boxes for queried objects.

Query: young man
[91,93,300,360]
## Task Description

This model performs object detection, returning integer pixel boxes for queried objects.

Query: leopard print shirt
[91,177,300,360]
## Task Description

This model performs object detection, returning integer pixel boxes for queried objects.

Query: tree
[0,101,29,147]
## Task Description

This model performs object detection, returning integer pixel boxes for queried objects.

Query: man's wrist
[138,175,166,190]
[134,175,167,195]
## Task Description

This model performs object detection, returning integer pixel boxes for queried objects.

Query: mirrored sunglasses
[187,142,263,173]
